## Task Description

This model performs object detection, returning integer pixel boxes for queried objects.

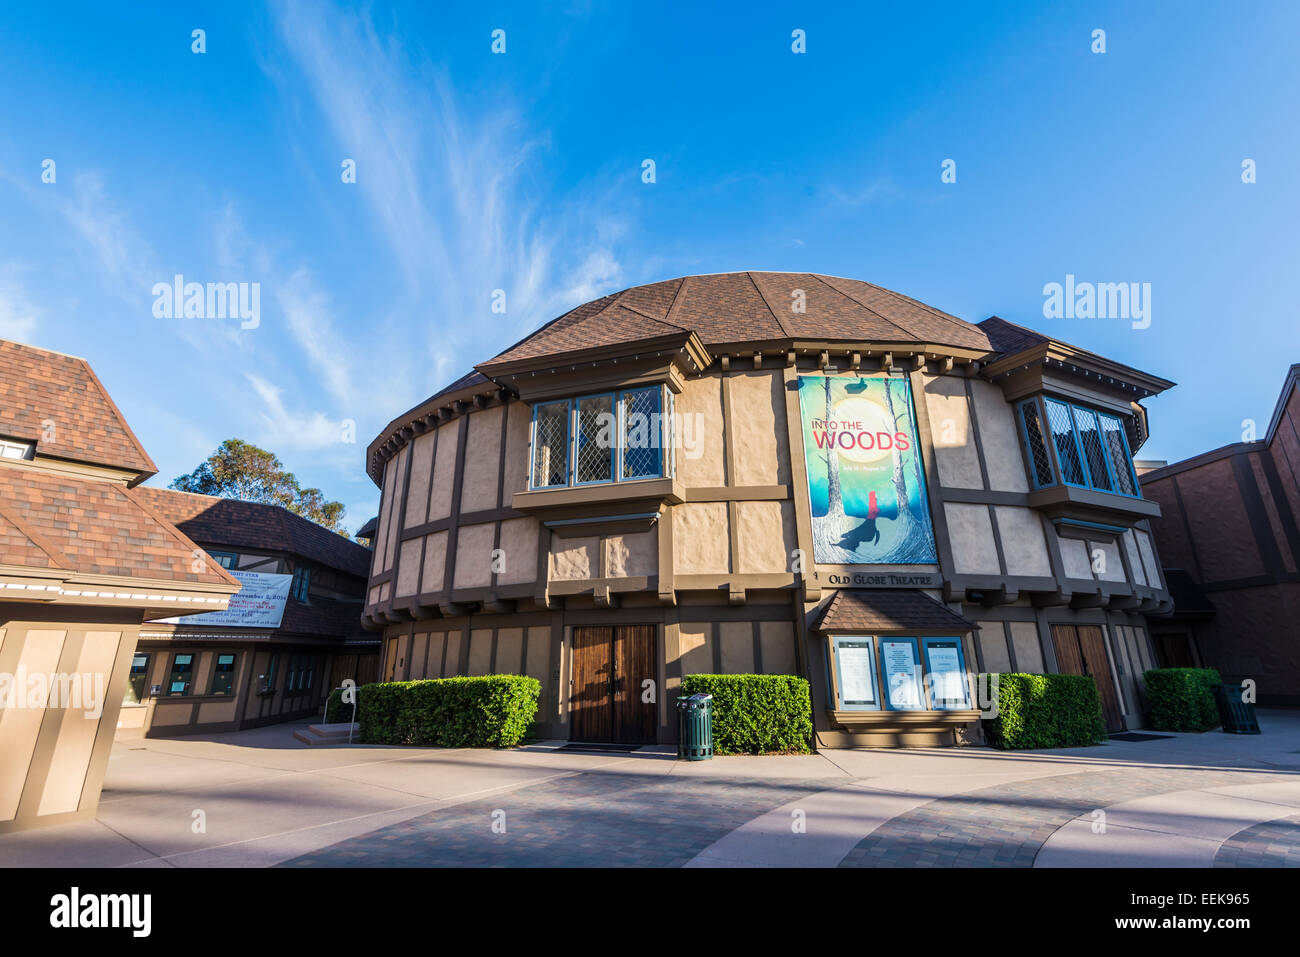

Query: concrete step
[293,722,361,746]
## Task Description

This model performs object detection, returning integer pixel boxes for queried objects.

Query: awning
[815,589,976,633]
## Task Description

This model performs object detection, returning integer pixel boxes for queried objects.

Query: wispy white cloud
[0,269,41,340]
[268,0,629,378]
[243,372,356,456]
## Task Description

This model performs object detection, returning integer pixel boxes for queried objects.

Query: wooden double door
[570,625,657,744]
[1051,624,1124,733]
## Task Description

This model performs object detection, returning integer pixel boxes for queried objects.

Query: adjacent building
[0,339,240,833]
[362,273,1175,747]
[1141,364,1300,705]
[118,488,379,736]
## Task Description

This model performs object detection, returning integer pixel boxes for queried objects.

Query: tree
[170,438,349,537]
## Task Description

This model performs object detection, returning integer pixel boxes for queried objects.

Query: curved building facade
[362,273,1174,747]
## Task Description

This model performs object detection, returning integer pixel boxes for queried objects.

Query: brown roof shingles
[478,272,995,372]
[134,486,372,580]
[815,589,976,633]
[0,339,156,475]
[0,465,236,586]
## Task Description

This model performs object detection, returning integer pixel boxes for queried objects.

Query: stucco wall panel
[495,628,524,673]
[605,530,656,578]
[976,622,1012,673]
[923,374,982,489]
[678,624,712,675]
[1008,621,1043,672]
[970,379,1029,493]
[467,629,493,675]
[673,503,731,574]
[420,530,448,593]
[675,376,726,486]
[428,421,460,522]
[1060,538,1093,579]
[502,402,532,498]
[395,537,423,596]
[994,506,1051,577]
[497,517,539,584]
[758,621,797,673]
[549,537,597,581]
[403,432,436,528]
[944,503,1000,574]
[735,500,796,574]
[453,523,496,589]
[461,406,503,514]
[719,621,754,672]
[729,372,789,486]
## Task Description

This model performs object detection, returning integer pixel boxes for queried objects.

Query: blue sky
[2,2,1297,533]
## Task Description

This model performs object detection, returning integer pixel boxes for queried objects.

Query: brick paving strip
[1214,813,1300,867]
[280,770,845,867]
[839,768,1292,868]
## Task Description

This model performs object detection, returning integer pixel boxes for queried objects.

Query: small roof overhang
[814,589,977,634]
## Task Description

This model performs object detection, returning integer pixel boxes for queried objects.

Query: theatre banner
[797,374,937,565]
[158,570,291,628]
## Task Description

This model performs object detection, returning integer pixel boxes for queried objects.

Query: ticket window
[829,635,971,712]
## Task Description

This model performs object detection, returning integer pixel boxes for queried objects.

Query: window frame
[1016,395,1142,499]
[529,399,573,489]
[207,550,238,569]
[125,652,151,704]
[208,653,238,696]
[921,637,971,710]
[571,391,619,487]
[527,385,671,491]
[879,636,926,712]
[291,565,311,602]
[165,653,195,696]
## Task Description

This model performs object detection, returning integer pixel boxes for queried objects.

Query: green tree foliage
[170,438,348,536]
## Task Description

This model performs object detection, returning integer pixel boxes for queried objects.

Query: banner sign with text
[158,570,291,628]
[797,374,937,565]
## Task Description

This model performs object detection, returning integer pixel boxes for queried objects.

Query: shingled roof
[815,589,976,633]
[0,464,237,587]
[0,339,156,476]
[134,486,372,580]
[478,272,994,371]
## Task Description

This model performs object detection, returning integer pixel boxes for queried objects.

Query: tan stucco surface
[944,502,1000,574]
[675,376,726,486]
[994,506,1052,577]
[735,500,796,574]
[673,503,731,573]
[970,379,1029,493]
[460,406,503,514]
[923,374,982,489]
[453,523,496,589]
[729,371,789,486]
[497,517,539,584]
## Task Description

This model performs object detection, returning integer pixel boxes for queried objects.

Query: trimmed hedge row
[351,675,540,748]
[981,673,1107,750]
[1145,667,1222,732]
[680,674,812,755]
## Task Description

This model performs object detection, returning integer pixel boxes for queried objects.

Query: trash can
[1211,684,1261,735]
[677,693,714,760]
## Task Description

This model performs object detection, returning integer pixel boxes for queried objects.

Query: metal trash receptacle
[677,693,714,760]
[1211,683,1261,735]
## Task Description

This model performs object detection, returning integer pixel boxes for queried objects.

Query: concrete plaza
[3,711,1299,868]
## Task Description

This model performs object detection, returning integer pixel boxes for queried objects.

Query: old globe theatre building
[363,273,1174,747]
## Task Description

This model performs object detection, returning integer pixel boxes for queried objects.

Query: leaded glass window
[531,400,570,488]
[575,394,616,483]
[1044,397,1086,486]
[1098,413,1138,495]
[1018,399,1054,488]
[1071,405,1112,491]
[621,386,663,479]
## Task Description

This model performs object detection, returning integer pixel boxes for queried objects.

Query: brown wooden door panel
[571,627,613,742]
[1050,625,1085,676]
[1077,625,1124,733]
[613,625,657,744]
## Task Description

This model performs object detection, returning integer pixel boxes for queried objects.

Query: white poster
[927,643,966,703]
[159,570,291,628]
[881,639,923,710]
[836,640,877,707]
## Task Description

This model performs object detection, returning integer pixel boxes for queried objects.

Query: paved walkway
[2,710,1299,867]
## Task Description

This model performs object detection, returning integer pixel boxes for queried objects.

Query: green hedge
[981,673,1107,750]
[355,675,540,748]
[680,674,812,755]
[1145,667,1221,732]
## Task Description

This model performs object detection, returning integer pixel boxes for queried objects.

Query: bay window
[1017,395,1140,496]
[529,385,673,490]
